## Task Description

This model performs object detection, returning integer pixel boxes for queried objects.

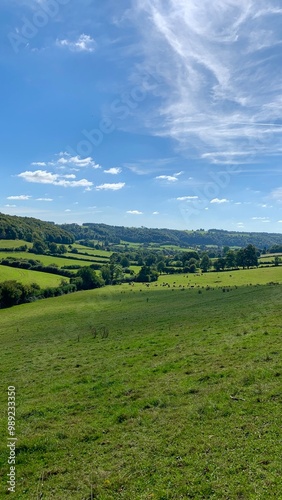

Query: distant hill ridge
[1,213,282,249]
[61,222,282,249]
[0,213,74,244]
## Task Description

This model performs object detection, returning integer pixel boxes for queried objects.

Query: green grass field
[65,253,110,264]
[157,266,282,288]
[0,240,32,249]
[72,244,112,258]
[0,265,68,287]
[259,254,282,263]
[0,268,282,498]
[0,252,99,269]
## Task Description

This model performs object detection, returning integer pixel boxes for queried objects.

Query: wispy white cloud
[127,210,143,215]
[133,0,282,163]
[271,187,282,202]
[36,198,53,202]
[251,216,269,220]
[96,182,125,191]
[104,167,122,175]
[56,34,96,53]
[124,158,175,175]
[7,195,31,200]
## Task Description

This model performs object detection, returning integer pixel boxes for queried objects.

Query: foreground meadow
[0,279,281,498]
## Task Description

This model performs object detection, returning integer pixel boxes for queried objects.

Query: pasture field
[72,244,112,258]
[0,252,98,269]
[65,253,109,264]
[156,265,282,288]
[0,265,68,287]
[0,240,32,249]
[129,265,142,274]
[259,254,282,263]
[0,279,282,498]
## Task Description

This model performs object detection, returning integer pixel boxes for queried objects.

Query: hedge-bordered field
[0,265,69,287]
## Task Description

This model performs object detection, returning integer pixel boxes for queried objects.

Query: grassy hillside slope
[0,283,281,498]
[0,265,68,287]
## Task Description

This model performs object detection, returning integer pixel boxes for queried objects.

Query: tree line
[60,222,282,249]
[0,213,74,244]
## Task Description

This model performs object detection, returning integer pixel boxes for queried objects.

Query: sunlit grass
[0,278,281,498]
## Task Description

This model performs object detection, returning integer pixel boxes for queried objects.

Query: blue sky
[1,0,282,232]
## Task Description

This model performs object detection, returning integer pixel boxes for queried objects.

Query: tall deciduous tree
[200,254,212,273]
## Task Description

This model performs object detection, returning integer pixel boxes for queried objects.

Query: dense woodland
[61,222,282,249]
[1,213,282,249]
[0,213,74,244]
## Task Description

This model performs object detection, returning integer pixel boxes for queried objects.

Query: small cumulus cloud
[152,211,159,215]
[18,170,93,189]
[31,162,46,167]
[18,170,58,184]
[56,34,96,53]
[58,154,100,169]
[210,198,229,204]
[104,167,122,175]
[156,175,179,182]
[7,195,31,200]
[126,210,143,215]
[96,182,125,191]
[177,196,198,201]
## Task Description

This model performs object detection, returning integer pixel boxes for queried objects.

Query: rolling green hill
[0,213,74,244]
[0,265,68,287]
[61,222,282,249]
[0,280,281,498]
